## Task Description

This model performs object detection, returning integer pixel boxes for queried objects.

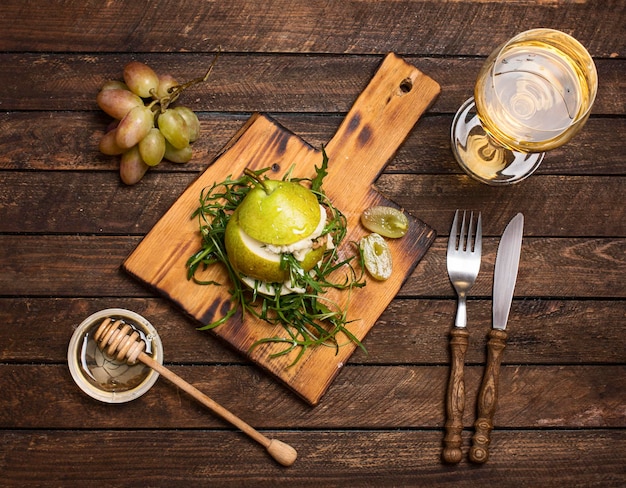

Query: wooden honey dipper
[94,317,298,467]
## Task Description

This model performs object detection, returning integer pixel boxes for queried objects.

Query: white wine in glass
[451,29,597,185]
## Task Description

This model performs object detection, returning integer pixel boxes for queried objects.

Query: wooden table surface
[1,1,624,486]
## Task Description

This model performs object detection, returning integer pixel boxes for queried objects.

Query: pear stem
[244,168,271,194]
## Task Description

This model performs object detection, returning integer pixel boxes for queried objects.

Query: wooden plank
[2,173,626,236]
[406,237,626,298]
[1,113,625,176]
[375,175,626,237]
[0,430,624,487]
[1,0,623,56]
[3,298,625,365]
[0,430,626,488]
[2,364,625,429]
[1,235,625,298]
[122,54,440,404]
[0,54,623,115]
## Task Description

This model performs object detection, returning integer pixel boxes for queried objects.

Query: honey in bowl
[68,308,163,403]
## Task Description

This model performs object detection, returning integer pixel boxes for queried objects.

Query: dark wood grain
[0,55,623,114]
[0,0,624,484]
[1,298,625,365]
[2,174,626,236]
[2,364,624,429]
[1,0,624,56]
[1,115,625,177]
[1,235,624,297]
[2,297,625,366]
[0,430,623,487]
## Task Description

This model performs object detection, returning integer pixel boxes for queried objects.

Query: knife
[469,212,524,464]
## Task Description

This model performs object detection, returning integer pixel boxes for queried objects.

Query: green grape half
[360,233,393,281]
[360,206,409,238]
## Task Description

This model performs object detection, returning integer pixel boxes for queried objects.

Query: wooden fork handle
[469,328,508,464]
[442,327,469,463]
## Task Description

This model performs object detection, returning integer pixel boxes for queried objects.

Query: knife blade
[493,213,524,330]
[469,212,524,464]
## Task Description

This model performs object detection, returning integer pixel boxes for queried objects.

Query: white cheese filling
[265,204,328,261]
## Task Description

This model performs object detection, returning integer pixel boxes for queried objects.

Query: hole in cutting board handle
[399,77,413,94]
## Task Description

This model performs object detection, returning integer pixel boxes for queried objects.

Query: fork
[442,210,482,464]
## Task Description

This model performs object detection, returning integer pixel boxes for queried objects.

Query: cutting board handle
[324,53,440,207]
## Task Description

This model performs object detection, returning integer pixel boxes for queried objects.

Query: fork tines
[449,209,482,254]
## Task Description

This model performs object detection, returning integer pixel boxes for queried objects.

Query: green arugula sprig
[186,150,367,365]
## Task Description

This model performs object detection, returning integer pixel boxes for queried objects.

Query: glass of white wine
[451,28,598,185]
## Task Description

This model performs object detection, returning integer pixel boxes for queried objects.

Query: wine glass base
[450,98,544,185]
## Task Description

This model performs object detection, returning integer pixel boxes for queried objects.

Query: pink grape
[123,61,159,98]
[100,80,129,92]
[139,128,166,166]
[156,73,178,99]
[99,129,125,155]
[96,88,143,120]
[120,146,150,185]
[115,105,154,149]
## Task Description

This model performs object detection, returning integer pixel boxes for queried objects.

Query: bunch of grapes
[97,58,216,184]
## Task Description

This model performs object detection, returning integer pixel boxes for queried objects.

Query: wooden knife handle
[469,328,508,464]
[442,327,469,464]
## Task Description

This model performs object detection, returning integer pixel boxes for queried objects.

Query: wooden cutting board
[123,53,440,405]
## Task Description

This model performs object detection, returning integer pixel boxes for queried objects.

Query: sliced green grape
[164,140,192,163]
[120,146,150,185]
[96,88,143,120]
[123,61,159,98]
[361,206,409,238]
[173,106,200,142]
[360,233,392,281]
[158,109,189,149]
[115,105,155,149]
[138,128,166,166]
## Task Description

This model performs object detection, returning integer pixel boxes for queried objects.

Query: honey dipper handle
[442,327,469,464]
[469,329,507,464]
[138,352,297,466]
